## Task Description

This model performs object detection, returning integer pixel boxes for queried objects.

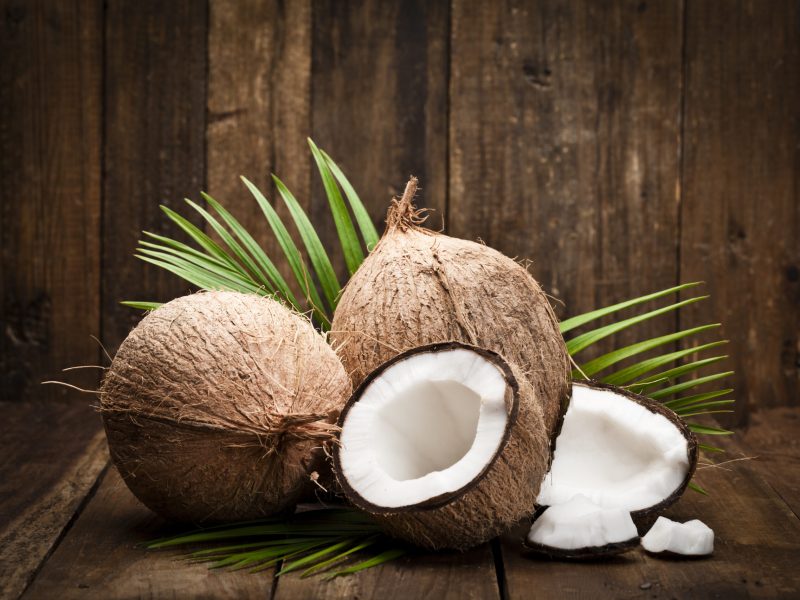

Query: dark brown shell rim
[540,380,699,524]
[522,536,640,560]
[333,341,521,514]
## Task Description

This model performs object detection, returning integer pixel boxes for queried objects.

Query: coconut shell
[542,381,699,531]
[333,342,551,551]
[522,537,640,560]
[330,178,571,441]
[100,291,351,523]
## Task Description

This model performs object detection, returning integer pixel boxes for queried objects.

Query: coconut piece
[537,382,698,525]
[100,291,351,523]
[334,342,550,550]
[525,495,639,559]
[331,177,571,442]
[642,516,714,556]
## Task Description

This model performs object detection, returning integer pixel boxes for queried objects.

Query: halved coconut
[333,342,550,550]
[537,382,698,526]
[642,516,714,556]
[525,494,639,559]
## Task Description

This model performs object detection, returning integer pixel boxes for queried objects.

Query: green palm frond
[130,141,735,579]
[147,509,404,579]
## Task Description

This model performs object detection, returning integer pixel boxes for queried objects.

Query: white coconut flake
[641,516,714,556]
[537,383,690,512]
[527,494,638,550]
[338,348,509,508]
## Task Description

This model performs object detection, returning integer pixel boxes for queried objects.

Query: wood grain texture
[740,406,800,519]
[207,0,312,290]
[679,0,800,426]
[102,0,207,352]
[23,467,271,600]
[500,432,800,599]
[0,0,102,401]
[449,0,684,358]
[0,402,107,600]
[274,544,498,600]
[311,0,449,278]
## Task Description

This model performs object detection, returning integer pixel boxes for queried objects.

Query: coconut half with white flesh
[525,494,639,559]
[333,342,551,551]
[537,382,698,527]
[642,516,714,556]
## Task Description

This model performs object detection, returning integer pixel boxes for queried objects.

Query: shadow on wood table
[2,401,798,599]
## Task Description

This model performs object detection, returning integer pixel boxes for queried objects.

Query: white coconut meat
[538,383,694,513]
[338,347,511,509]
[642,516,714,556]
[527,494,638,552]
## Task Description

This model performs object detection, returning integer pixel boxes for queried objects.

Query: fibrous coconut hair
[330,177,571,441]
[333,342,551,551]
[100,291,351,523]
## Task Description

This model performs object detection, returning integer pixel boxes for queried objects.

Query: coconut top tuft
[385,176,431,233]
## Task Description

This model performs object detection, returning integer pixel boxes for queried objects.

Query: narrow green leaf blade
[241,176,331,327]
[579,324,720,378]
[321,149,380,250]
[559,282,703,334]
[120,300,162,311]
[200,192,301,309]
[631,353,729,389]
[688,481,709,495]
[566,296,708,356]
[649,371,735,400]
[308,138,364,274]
[160,205,240,269]
[688,423,734,436]
[326,548,407,579]
[602,344,727,386]
[273,175,340,311]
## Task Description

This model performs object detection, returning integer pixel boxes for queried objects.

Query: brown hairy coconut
[333,342,551,550]
[331,177,571,440]
[100,291,351,523]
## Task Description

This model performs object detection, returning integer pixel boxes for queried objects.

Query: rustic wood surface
[4,0,795,422]
[0,0,102,401]
[1,404,796,599]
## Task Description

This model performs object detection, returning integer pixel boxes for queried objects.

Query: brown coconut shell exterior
[547,381,699,531]
[333,342,551,551]
[100,291,351,523]
[330,178,571,443]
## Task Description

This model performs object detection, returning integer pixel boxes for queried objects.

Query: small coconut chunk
[537,383,694,514]
[641,516,714,556]
[526,494,638,556]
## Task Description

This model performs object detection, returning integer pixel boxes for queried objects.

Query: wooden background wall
[1,0,797,427]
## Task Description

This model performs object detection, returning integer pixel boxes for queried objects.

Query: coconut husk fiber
[100,291,351,523]
[331,177,572,441]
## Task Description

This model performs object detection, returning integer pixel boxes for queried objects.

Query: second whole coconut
[331,177,571,439]
[100,291,351,523]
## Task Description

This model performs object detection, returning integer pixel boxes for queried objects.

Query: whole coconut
[100,291,351,523]
[331,178,571,439]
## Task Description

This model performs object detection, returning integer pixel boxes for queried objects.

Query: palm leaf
[308,138,365,274]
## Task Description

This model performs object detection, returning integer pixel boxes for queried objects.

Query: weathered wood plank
[103,0,207,352]
[207,0,312,293]
[501,432,800,599]
[679,0,800,426]
[312,0,449,277]
[0,0,102,401]
[274,543,498,600]
[0,402,107,600]
[449,0,683,357]
[23,467,270,600]
[740,407,800,519]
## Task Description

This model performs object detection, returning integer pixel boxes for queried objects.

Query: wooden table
[2,401,798,599]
